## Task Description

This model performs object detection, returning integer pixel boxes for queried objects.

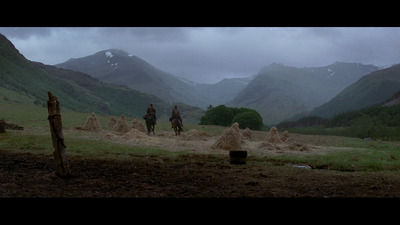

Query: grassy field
[1,98,400,173]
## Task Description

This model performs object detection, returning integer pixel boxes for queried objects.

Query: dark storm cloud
[0,27,399,84]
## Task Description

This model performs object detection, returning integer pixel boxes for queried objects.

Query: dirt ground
[2,149,400,198]
[2,125,400,198]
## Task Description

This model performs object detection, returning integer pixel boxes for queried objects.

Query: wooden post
[0,120,5,133]
[47,91,71,177]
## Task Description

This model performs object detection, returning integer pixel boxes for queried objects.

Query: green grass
[2,99,400,172]
[262,135,400,172]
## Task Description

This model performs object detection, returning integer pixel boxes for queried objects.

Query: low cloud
[1,27,399,84]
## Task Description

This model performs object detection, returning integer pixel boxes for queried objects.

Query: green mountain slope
[0,33,204,121]
[227,63,378,125]
[55,49,211,108]
[309,64,400,118]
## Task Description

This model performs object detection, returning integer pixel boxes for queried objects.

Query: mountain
[190,75,254,107]
[302,61,378,94]
[55,49,255,109]
[0,33,204,122]
[383,91,400,107]
[227,62,379,125]
[309,64,400,118]
[55,49,212,108]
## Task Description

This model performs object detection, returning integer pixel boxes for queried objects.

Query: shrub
[199,105,264,130]
[232,110,263,130]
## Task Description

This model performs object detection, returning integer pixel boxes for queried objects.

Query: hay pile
[182,129,212,141]
[123,128,150,139]
[259,127,309,151]
[103,132,119,141]
[280,130,290,142]
[131,118,147,133]
[108,117,117,129]
[212,122,242,150]
[264,127,282,144]
[82,112,102,132]
[112,115,130,134]
[287,141,308,151]
[241,127,253,140]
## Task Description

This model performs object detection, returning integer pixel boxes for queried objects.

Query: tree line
[199,105,264,130]
[277,103,400,140]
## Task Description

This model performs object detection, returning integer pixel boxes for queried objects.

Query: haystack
[265,127,282,144]
[123,128,150,139]
[287,141,309,151]
[212,122,241,150]
[131,118,147,133]
[108,117,117,129]
[112,115,130,134]
[280,130,290,142]
[82,112,102,132]
[103,132,119,141]
[241,127,253,140]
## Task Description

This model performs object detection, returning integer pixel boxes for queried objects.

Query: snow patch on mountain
[105,51,114,58]
[177,76,199,87]
[326,68,335,79]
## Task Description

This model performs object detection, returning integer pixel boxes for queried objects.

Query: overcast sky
[1,27,399,84]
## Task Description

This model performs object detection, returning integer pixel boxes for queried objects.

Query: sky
[0,27,399,84]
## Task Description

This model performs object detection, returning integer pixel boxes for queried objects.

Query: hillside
[309,64,400,118]
[383,91,400,106]
[55,49,255,109]
[191,76,253,107]
[0,33,204,122]
[55,49,212,108]
[227,62,378,125]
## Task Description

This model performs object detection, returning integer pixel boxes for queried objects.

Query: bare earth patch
[2,124,400,198]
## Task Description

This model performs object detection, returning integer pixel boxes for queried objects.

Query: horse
[171,117,183,136]
[144,112,156,135]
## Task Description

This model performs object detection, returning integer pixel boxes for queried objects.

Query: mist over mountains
[227,62,380,124]
[2,33,400,126]
[309,64,400,118]
[55,50,385,124]
[55,49,252,108]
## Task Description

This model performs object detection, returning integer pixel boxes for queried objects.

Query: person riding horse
[144,104,156,135]
[170,105,183,132]
[146,104,157,125]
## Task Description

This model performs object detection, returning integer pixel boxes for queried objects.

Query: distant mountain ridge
[56,49,210,108]
[228,62,380,125]
[23,41,399,126]
[55,49,252,109]
[0,33,204,123]
[309,63,400,118]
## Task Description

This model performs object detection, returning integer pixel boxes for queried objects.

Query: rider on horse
[171,105,183,131]
[146,104,157,125]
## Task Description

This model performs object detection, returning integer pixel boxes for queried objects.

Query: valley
[2,31,399,126]
[2,99,400,198]
[2,31,400,198]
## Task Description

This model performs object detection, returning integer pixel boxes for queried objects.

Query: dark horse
[171,117,183,136]
[144,112,156,135]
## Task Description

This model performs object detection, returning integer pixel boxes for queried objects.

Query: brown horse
[144,113,156,135]
[171,117,183,136]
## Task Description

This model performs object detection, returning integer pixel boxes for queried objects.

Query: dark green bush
[232,110,263,130]
[199,105,264,130]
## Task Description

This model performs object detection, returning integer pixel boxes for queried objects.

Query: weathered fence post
[47,91,71,177]
[0,120,5,133]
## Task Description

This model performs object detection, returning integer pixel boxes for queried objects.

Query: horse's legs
[146,122,151,135]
